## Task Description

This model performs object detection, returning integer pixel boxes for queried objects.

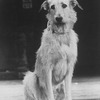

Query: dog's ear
[40,1,49,11]
[70,0,83,10]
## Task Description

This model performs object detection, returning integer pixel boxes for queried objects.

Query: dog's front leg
[45,69,55,100]
[64,66,74,100]
[64,55,76,100]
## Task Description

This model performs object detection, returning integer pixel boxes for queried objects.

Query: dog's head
[41,0,82,34]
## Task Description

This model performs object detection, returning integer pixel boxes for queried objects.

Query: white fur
[23,0,80,100]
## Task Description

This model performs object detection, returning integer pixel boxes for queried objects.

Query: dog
[23,0,82,100]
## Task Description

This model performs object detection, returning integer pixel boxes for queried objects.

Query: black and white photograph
[0,0,100,100]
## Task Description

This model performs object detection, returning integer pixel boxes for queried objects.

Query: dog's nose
[56,17,63,23]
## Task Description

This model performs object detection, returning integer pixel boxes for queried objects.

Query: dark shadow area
[0,0,100,79]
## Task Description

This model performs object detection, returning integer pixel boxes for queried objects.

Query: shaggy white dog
[23,0,82,100]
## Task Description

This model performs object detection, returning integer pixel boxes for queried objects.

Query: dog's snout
[56,17,63,23]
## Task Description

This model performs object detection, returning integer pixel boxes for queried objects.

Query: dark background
[0,0,100,77]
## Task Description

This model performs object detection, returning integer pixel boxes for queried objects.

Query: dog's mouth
[55,22,65,27]
[53,22,66,34]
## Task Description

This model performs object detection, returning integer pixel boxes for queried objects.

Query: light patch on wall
[22,0,32,9]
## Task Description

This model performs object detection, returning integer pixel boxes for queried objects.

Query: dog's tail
[23,71,37,100]
[23,71,49,100]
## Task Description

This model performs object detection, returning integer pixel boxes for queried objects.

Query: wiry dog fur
[23,0,82,100]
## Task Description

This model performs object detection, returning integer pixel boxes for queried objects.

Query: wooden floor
[0,77,100,100]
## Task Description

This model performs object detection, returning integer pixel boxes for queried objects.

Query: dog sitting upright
[23,0,82,100]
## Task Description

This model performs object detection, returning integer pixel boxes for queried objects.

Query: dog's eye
[62,4,67,8]
[51,5,55,10]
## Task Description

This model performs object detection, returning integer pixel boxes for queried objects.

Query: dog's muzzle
[53,17,66,34]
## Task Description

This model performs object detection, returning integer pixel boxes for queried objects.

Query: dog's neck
[46,22,73,46]
[42,22,78,50]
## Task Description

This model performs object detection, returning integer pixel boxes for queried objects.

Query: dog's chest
[52,44,68,85]
[52,61,67,85]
